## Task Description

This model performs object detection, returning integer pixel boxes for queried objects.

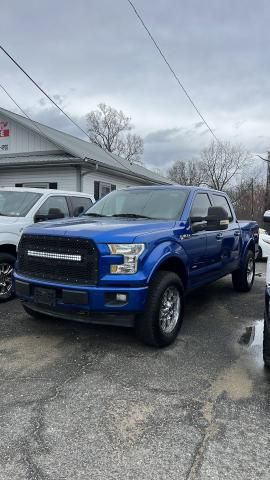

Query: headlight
[108,243,145,274]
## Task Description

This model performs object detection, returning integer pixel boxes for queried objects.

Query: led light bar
[27,250,82,262]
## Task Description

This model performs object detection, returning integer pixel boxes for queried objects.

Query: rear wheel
[136,271,184,347]
[232,250,255,292]
[0,253,16,302]
[263,317,270,368]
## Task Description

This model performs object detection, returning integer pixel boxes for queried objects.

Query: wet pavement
[0,262,269,479]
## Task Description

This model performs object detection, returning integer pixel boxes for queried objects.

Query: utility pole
[266,151,270,211]
[251,177,254,220]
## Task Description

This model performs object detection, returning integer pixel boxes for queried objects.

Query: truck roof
[0,186,93,197]
[123,185,221,193]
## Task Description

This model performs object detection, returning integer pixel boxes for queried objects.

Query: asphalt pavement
[0,262,269,480]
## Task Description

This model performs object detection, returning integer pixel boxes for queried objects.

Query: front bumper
[14,273,148,326]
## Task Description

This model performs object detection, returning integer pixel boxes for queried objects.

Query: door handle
[216,233,223,240]
[234,231,241,237]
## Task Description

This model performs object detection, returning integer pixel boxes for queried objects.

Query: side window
[212,194,233,222]
[70,196,93,217]
[190,193,212,219]
[35,196,69,222]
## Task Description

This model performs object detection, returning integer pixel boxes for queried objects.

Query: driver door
[185,192,213,288]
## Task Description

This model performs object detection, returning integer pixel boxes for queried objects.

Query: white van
[0,187,94,301]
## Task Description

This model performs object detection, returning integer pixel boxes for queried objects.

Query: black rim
[0,262,13,297]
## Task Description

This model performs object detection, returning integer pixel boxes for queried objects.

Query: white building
[0,107,172,199]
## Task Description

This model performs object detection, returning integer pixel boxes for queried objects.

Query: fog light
[116,293,127,302]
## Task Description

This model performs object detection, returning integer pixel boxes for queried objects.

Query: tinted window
[85,188,188,220]
[212,194,233,221]
[0,191,42,217]
[190,193,211,218]
[70,196,93,217]
[36,196,69,221]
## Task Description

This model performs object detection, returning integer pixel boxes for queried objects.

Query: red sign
[0,121,9,138]
[0,129,9,137]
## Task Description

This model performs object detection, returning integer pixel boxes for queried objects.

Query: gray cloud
[1,0,270,169]
[144,128,182,144]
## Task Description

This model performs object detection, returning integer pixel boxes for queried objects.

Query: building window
[15,182,58,189]
[94,181,116,200]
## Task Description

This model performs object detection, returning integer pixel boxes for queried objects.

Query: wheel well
[248,241,255,254]
[155,257,188,289]
[0,244,17,257]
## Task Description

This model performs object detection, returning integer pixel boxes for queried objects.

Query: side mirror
[206,206,229,231]
[264,210,270,223]
[73,206,85,217]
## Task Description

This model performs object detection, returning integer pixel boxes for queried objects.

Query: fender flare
[146,246,189,287]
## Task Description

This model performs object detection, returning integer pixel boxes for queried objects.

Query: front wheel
[232,250,255,292]
[0,253,16,302]
[136,271,184,347]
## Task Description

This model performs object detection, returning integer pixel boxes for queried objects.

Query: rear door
[68,196,94,217]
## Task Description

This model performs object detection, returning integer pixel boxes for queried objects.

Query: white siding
[0,166,77,191]
[0,116,61,155]
[82,170,144,196]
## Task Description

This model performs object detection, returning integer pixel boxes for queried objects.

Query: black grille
[17,234,98,285]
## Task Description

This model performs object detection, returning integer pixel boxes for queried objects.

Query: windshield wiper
[111,213,154,219]
[84,212,109,217]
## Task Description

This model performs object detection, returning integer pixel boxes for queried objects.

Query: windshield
[85,188,188,220]
[0,191,42,217]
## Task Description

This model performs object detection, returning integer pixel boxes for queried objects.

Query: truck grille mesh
[17,234,98,285]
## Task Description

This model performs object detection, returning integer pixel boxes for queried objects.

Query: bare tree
[200,141,249,190]
[167,159,206,186]
[86,103,144,165]
[227,178,266,226]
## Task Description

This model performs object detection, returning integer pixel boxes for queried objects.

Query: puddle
[238,321,263,348]
[237,320,268,372]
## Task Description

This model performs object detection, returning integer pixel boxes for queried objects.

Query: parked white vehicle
[0,187,94,301]
[263,211,270,366]
[258,226,270,260]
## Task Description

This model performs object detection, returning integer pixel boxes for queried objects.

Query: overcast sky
[1,0,270,173]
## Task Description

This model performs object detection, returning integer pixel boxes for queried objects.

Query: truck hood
[24,216,176,243]
[0,216,24,225]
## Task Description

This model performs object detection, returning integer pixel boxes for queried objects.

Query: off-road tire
[136,271,184,347]
[263,316,270,368]
[232,250,255,292]
[0,253,16,302]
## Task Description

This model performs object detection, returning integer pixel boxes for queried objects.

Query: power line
[0,79,133,173]
[0,82,58,142]
[127,0,221,145]
[0,44,90,140]
[0,43,134,172]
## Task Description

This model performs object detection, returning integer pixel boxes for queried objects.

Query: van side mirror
[206,206,229,231]
[264,210,270,223]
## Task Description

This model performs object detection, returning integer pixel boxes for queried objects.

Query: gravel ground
[0,262,269,480]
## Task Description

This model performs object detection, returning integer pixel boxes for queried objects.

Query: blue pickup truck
[14,186,259,347]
